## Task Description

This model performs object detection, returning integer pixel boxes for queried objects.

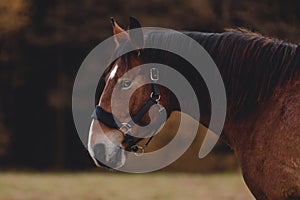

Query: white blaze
[108,64,118,80]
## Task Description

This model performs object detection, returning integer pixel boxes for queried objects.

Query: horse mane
[100,28,300,118]
[200,28,300,117]
[143,28,300,117]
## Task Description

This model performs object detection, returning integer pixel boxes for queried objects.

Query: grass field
[0,172,254,200]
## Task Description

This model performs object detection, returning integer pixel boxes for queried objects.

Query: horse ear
[111,17,129,46]
[128,16,144,49]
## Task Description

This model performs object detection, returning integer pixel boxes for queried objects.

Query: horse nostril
[92,143,124,169]
[93,143,106,162]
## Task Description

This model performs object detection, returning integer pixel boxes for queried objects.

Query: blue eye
[121,80,132,89]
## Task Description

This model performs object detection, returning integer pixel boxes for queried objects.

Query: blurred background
[0,0,300,172]
[0,0,300,199]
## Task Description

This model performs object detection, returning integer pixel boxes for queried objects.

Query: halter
[91,68,165,155]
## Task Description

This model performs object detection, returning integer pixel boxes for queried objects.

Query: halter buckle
[131,145,145,156]
[150,92,161,101]
[119,123,132,134]
[150,68,159,82]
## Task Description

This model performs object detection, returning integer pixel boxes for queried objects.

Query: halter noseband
[91,68,165,155]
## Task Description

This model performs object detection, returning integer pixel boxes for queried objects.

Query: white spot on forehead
[108,64,118,80]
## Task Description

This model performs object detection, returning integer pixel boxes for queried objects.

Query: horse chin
[93,153,126,170]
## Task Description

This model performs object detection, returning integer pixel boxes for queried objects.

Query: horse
[88,17,300,199]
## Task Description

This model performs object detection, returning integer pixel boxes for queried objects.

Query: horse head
[88,17,176,169]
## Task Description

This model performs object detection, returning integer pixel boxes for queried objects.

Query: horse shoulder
[229,73,300,199]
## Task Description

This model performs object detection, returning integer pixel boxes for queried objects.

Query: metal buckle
[119,123,132,134]
[131,145,145,156]
[150,68,159,82]
[150,92,161,101]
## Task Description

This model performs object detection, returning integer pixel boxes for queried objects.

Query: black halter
[91,68,165,154]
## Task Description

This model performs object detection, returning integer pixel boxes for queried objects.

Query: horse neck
[188,31,300,151]
[168,31,300,142]
[148,31,300,130]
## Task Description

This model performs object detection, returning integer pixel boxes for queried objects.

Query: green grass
[0,172,254,200]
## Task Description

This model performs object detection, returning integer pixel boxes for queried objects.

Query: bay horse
[88,17,300,199]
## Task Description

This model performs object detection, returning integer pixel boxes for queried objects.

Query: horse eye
[120,80,132,89]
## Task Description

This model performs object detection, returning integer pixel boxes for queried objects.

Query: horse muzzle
[88,120,126,169]
[92,143,126,169]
